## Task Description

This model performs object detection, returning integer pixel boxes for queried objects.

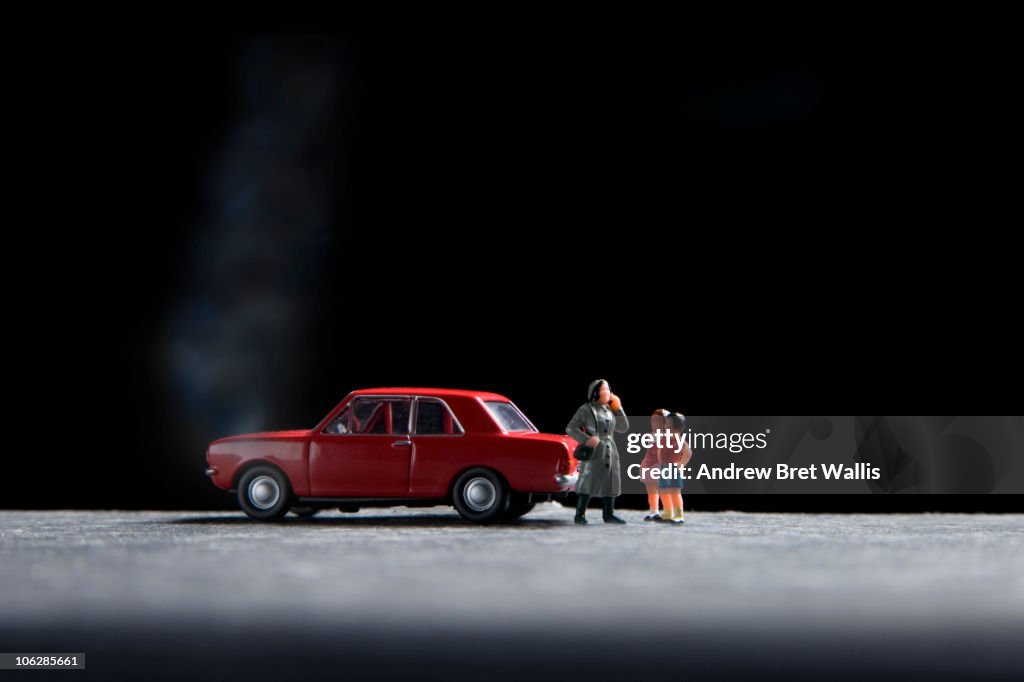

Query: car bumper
[554,473,578,489]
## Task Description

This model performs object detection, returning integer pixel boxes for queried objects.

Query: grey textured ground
[1,506,1022,680]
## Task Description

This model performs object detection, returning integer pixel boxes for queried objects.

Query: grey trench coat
[566,402,630,497]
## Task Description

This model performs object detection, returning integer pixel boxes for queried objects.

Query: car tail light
[557,443,577,474]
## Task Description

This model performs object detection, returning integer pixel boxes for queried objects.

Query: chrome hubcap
[248,475,281,510]
[464,477,496,512]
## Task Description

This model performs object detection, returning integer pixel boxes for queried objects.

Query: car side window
[325,397,412,435]
[415,399,464,435]
[325,406,353,434]
[388,400,411,435]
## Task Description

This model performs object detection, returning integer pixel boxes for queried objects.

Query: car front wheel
[452,468,509,524]
[237,466,292,521]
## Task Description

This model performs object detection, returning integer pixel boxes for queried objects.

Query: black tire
[452,468,509,524]
[503,495,536,522]
[290,506,320,518]
[237,465,293,521]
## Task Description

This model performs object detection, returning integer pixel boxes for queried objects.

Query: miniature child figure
[658,412,692,525]
[642,409,671,521]
[566,379,630,524]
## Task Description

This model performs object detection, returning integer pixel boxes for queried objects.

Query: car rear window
[484,401,537,433]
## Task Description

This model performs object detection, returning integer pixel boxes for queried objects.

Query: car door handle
[391,440,412,447]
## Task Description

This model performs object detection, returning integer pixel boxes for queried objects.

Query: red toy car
[205,388,579,523]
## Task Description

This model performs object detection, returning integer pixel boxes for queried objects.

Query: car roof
[351,387,511,401]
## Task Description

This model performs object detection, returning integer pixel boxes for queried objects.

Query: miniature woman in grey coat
[566,379,630,524]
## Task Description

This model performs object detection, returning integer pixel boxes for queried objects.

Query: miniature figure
[642,409,671,521]
[566,379,631,524]
[658,412,692,524]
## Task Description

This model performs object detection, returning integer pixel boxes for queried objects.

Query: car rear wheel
[452,468,509,524]
[237,466,292,521]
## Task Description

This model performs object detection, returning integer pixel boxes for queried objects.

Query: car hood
[210,429,312,445]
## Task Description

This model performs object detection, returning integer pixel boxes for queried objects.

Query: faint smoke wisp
[164,39,344,440]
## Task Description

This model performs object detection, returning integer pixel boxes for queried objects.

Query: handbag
[572,403,600,461]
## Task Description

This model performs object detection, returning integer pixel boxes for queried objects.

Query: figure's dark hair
[589,380,607,402]
[666,412,686,431]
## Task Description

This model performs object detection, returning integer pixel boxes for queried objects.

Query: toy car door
[407,397,466,496]
[308,396,413,496]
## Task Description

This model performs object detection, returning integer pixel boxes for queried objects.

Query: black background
[19,7,1019,511]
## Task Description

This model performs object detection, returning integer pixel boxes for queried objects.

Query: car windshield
[484,401,537,433]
